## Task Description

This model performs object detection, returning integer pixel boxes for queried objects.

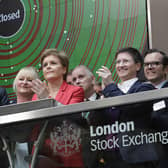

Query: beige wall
[148,0,168,54]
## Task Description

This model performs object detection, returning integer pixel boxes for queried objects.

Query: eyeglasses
[144,61,162,68]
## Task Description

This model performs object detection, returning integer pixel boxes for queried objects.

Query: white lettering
[0,10,20,23]
[90,121,135,137]
[90,136,119,151]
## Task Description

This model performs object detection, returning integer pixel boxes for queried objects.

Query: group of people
[0,47,167,168]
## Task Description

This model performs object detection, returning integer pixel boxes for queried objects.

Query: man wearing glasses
[144,49,168,168]
[144,49,168,88]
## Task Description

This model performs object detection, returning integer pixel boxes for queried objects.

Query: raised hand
[96,66,113,88]
[31,79,49,99]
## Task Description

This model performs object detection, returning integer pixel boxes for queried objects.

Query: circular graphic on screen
[0,0,25,38]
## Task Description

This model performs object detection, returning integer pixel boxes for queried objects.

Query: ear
[135,63,141,72]
[163,65,168,74]
[62,66,67,75]
[91,75,96,85]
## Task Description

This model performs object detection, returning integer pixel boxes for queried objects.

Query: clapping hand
[96,66,113,88]
[31,79,49,99]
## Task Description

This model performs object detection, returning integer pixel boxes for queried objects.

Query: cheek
[16,81,22,87]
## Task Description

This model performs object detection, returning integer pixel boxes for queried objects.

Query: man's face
[144,52,168,85]
[72,67,94,92]
[115,52,141,82]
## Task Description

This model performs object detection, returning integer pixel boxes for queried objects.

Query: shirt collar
[155,80,168,89]
[85,93,97,101]
[118,78,138,93]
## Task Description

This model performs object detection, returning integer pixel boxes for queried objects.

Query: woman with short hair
[31,48,84,168]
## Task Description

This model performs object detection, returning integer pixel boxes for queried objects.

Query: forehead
[18,70,36,79]
[43,55,60,62]
[144,52,163,62]
[73,67,88,76]
[116,52,133,60]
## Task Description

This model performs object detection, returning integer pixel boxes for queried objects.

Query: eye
[19,78,24,81]
[72,77,76,82]
[78,75,84,79]
[123,59,129,63]
[43,62,48,67]
[51,61,57,65]
[116,60,120,64]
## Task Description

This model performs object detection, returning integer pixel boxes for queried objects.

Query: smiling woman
[12,66,39,168]
[13,66,39,103]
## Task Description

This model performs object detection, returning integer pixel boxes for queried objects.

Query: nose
[75,78,81,85]
[146,64,153,69]
[22,79,28,84]
[46,63,51,69]
[117,61,125,67]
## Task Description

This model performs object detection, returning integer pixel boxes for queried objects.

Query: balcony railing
[0,88,168,168]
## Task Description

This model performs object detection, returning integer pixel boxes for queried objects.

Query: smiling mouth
[46,71,54,74]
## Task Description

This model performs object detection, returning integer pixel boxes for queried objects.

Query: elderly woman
[31,49,85,168]
[13,66,39,103]
[13,66,39,168]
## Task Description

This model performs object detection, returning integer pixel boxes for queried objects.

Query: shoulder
[102,82,117,95]
[133,80,155,92]
[64,82,84,94]
[59,82,84,104]
[61,81,84,95]
[162,80,168,88]
[103,82,117,92]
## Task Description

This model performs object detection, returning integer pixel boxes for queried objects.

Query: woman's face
[42,55,66,81]
[115,52,141,82]
[16,73,34,95]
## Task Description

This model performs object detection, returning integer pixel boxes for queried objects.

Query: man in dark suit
[144,49,168,168]
[96,47,158,168]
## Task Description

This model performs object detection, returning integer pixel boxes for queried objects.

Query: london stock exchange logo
[0,0,25,38]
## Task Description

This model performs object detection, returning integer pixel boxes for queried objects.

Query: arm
[134,82,156,92]
[102,83,124,97]
[102,82,155,98]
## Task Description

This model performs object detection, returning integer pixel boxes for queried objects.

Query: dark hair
[144,49,168,67]
[41,48,69,80]
[115,47,143,67]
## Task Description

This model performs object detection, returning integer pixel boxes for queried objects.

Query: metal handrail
[0,87,168,125]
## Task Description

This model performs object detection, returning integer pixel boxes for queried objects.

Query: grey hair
[73,65,93,77]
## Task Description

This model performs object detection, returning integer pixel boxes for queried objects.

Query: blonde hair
[41,48,69,80]
[13,66,39,91]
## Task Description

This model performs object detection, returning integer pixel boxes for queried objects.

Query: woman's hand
[96,66,113,89]
[31,79,49,99]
